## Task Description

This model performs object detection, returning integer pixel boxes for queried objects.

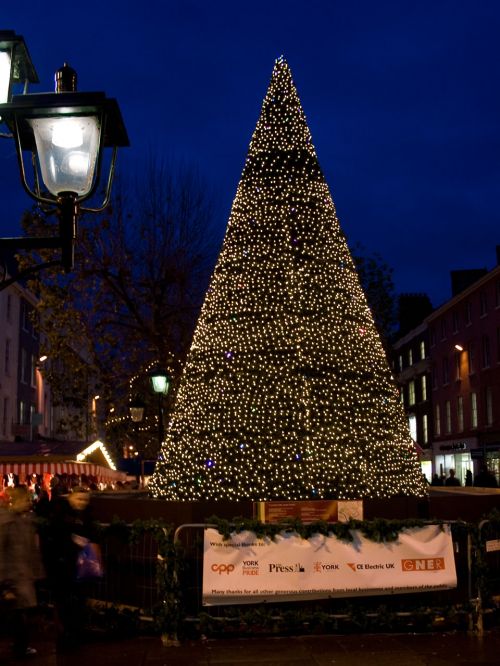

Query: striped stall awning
[0,461,125,483]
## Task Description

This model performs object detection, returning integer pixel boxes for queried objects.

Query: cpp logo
[211,564,235,575]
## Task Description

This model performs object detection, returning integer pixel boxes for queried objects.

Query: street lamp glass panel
[27,115,100,196]
[151,374,169,394]
[0,50,11,104]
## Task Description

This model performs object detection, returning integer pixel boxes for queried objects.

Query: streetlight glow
[28,114,100,196]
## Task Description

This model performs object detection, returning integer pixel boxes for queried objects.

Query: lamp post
[0,60,129,290]
[129,396,146,487]
[149,369,169,455]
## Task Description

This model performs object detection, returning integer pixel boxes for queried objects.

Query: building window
[440,320,447,341]
[6,294,12,323]
[21,349,28,384]
[432,364,438,390]
[471,392,478,428]
[465,300,472,326]
[485,387,493,426]
[421,375,427,401]
[400,388,404,404]
[21,301,30,332]
[430,327,435,347]
[408,414,417,441]
[4,339,10,375]
[31,354,36,388]
[452,310,459,333]
[482,335,491,368]
[408,380,416,406]
[408,349,413,367]
[442,357,450,385]
[2,397,8,436]
[445,401,452,433]
[457,396,464,432]
[496,280,500,308]
[422,414,429,444]
[435,404,441,436]
[468,342,475,374]
[480,290,488,317]
[19,401,28,425]
[398,355,403,372]
[420,340,426,360]
[455,352,461,381]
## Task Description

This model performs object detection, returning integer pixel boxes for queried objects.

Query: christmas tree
[150,57,427,501]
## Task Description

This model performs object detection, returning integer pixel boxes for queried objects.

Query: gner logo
[401,558,445,572]
[211,564,235,575]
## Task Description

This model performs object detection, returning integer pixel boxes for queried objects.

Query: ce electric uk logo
[211,564,235,575]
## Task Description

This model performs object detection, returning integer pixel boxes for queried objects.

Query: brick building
[393,262,500,486]
[427,265,500,484]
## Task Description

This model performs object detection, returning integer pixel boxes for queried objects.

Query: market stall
[0,439,126,487]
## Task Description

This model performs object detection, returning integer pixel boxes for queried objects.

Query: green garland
[207,514,441,543]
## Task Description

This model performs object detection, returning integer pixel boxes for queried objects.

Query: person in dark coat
[444,469,461,486]
[0,486,44,658]
[43,486,99,650]
[474,466,498,488]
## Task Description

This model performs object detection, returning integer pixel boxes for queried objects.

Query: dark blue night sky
[1,1,500,307]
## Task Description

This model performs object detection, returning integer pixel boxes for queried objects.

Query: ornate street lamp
[129,396,146,424]
[0,30,38,104]
[0,62,129,289]
[149,368,170,452]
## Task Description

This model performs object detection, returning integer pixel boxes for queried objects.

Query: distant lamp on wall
[454,344,464,352]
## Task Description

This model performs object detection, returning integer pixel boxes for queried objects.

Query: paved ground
[2,628,500,666]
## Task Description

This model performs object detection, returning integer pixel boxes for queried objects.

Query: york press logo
[268,562,305,573]
[313,561,340,573]
[211,564,235,575]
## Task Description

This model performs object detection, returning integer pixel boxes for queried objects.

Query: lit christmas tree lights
[149,57,427,501]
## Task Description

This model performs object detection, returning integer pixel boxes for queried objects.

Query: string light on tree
[150,57,427,501]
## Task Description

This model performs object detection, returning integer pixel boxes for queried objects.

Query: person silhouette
[445,469,461,486]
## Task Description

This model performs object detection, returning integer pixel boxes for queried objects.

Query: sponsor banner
[202,524,457,606]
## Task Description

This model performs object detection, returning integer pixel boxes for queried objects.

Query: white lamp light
[28,115,100,196]
[151,371,169,395]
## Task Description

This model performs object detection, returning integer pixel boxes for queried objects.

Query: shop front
[432,437,476,485]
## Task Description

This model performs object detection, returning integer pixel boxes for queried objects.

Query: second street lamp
[150,369,169,455]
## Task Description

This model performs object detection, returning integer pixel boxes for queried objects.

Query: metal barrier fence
[473,519,500,634]
[85,526,161,618]
[172,522,475,630]
[71,519,499,635]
